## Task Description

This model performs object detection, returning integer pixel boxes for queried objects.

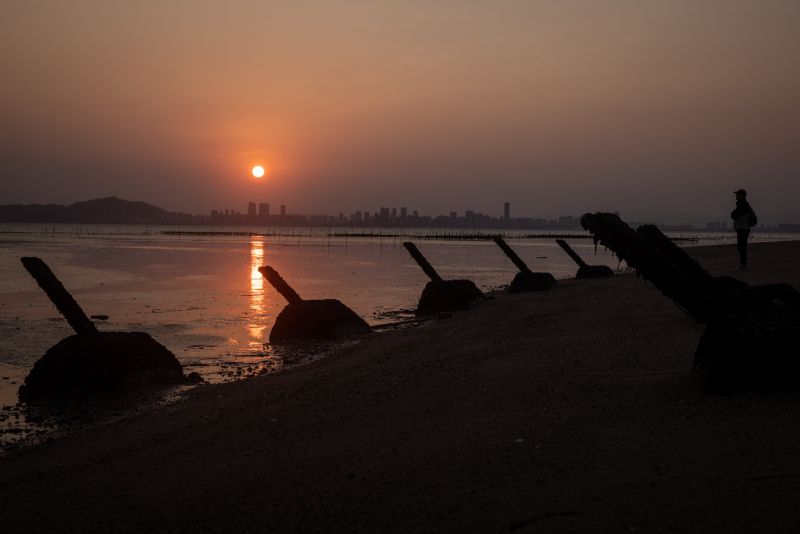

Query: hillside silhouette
[0,197,197,224]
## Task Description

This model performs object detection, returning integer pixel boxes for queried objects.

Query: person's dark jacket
[731,199,756,231]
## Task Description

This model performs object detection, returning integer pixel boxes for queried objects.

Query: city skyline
[201,199,785,231]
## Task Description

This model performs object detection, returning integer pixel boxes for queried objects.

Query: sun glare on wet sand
[251,165,265,179]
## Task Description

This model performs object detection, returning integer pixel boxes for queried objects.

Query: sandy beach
[2,240,800,532]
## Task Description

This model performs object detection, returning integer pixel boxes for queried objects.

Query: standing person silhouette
[730,189,757,271]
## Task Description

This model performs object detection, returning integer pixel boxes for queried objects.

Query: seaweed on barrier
[580,213,800,393]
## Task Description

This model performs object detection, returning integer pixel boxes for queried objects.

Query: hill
[0,197,198,224]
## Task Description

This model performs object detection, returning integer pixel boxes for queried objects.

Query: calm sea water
[0,222,788,411]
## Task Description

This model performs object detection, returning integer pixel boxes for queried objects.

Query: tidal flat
[1,239,799,532]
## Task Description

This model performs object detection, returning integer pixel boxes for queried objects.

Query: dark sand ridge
[1,241,800,532]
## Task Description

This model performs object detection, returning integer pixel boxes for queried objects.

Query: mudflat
[2,241,799,533]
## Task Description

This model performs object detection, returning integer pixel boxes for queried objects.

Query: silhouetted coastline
[0,197,198,225]
[4,197,800,233]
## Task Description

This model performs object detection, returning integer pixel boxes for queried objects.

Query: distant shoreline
[4,197,800,233]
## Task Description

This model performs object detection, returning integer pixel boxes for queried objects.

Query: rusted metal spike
[555,239,588,268]
[494,237,532,274]
[20,257,98,336]
[402,242,443,282]
[259,266,303,304]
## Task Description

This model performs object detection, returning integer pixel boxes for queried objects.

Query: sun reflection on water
[248,239,267,344]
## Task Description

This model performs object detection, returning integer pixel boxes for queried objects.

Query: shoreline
[2,240,800,532]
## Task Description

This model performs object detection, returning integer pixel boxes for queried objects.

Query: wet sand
[2,240,800,533]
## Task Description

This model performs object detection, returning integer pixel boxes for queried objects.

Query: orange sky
[1,1,799,223]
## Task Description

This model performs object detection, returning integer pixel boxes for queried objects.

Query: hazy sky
[2,1,798,223]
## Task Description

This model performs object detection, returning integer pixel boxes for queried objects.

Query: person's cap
[733,189,747,196]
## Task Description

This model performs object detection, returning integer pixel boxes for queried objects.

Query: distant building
[248,202,257,218]
[558,215,577,227]
[280,204,286,217]
[706,221,729,231]
[259,203,270,217]
[504,202,510,221]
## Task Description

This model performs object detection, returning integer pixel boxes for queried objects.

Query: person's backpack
[749,210,758,227]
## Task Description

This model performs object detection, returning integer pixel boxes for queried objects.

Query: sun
[251,165,265,178]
